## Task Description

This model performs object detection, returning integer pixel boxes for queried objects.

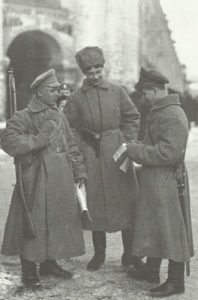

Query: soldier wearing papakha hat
[1,69,87,289]
[125,67,194,298]
[75,46,105,74]
[64,46,143,272]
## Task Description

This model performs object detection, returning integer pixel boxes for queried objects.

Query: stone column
[0,0,5,121]
[71,0,106,85]
[105,0,140,91]
[72,0,140,91]
[73,0,106,51]
[121,0,140,91]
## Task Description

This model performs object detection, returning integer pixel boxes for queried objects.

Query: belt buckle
[95,133,101,140]
[56,147,61,153]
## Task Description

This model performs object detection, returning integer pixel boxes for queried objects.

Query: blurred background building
[0,0,196,122]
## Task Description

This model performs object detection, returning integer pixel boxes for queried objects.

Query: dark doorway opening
[6,30,63,118]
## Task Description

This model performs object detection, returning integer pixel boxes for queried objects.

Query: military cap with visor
[135,67,169,91]
[30,69,60,91]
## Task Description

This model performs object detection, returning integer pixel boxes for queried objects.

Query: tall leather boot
[20,257,41,289]
[127,257,162,284]
[150,260,185,297]
[121,228,144,270]
[87,231,106,271]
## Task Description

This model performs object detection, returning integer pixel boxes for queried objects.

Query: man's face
[58,99,67,112]
[59,90,71,97]
[85,66,103,86]
[59,88,71,97]
[142,88,156,107]
[38,85,59,106]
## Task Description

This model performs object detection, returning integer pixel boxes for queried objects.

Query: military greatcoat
[127,94,194,262]
[1,96,86,262]
[64,78,140,232]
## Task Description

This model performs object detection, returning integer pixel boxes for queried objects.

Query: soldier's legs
[87,231,106,271]
[150,259,185,298]
[20,256,41,289]
[121,228,144,270]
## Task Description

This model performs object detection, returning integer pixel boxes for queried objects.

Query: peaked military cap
[75,46,105,73]
[59,83,73,92]
[135,67,169,91]
[30,69,60,91]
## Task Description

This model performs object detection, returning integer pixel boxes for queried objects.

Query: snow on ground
[0,127,198,299]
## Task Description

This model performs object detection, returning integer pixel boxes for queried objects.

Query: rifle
[8,69,36,239]
[175,158,190,276]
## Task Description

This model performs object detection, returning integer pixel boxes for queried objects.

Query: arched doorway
[6,30,63,117]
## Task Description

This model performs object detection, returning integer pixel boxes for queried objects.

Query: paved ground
[0,127,198,300]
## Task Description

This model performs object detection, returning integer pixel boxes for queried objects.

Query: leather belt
[44,146,66,154]
[99,128,118,137]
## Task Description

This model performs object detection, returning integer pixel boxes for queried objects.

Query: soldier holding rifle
[125,68,194,298]
[1,69,87,289]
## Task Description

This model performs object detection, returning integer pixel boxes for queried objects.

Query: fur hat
[75,46,105,73]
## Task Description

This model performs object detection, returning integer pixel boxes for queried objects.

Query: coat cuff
[73,169,87,183]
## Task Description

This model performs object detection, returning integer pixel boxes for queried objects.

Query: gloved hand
[126,140,139,148]
[126,140,143,161]
[81,210,92,228]
[77,178,85,188]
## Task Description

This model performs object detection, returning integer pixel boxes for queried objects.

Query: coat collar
[151,94,181,112]
[28,95,58,113]
[81,78,109,92]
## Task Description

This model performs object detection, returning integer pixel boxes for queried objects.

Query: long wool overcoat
[64,78,140,232]
[1,97,87,262]
[127,94,194,262]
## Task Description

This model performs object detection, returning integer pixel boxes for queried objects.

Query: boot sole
[127,271,160,284]
[150,289,185,298]
[87,262,104,271]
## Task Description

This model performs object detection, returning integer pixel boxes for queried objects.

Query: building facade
[139,0,186,92]
[0,0,186,120]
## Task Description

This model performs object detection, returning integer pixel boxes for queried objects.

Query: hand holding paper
[76,183,92,227]
[113,143,130,173]
[113,143,127,162]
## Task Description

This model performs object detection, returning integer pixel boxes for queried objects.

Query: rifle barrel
[8,69,36,239]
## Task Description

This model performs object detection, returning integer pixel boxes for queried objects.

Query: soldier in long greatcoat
[125,68,194,298]
[1,69,87,289]
[64,47,142,271]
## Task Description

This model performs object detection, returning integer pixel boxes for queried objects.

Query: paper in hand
[113,143,127,162]
[113,143,130,173]
[76,183,92,226]
[76,183,88,212]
